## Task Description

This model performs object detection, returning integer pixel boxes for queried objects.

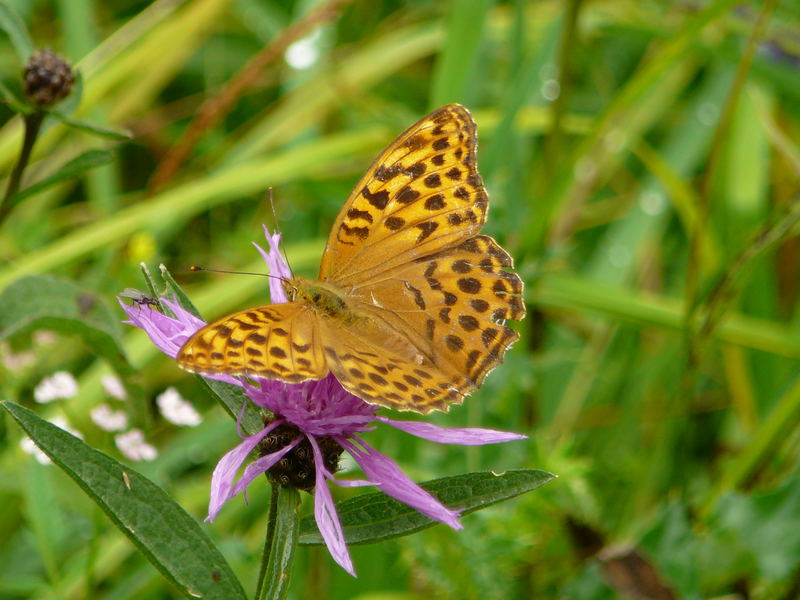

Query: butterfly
[177,104,525,413]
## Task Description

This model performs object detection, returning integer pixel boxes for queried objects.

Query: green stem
[684,0,779,368]
[257,484,300,600]
[1,111,45,224]
[544,0,583,174]
[700,374,800,520]
[255,482,280,599]
[699,198,800,342]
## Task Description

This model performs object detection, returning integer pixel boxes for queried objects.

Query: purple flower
[120,226,526,576]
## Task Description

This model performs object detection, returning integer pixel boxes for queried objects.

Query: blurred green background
[1,0,800,598]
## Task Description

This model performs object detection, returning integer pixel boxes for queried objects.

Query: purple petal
[252,226,292,303]
[120,297,242,387]
[377,417,527,445]
[206,420,283,521]
[119,299,188,358]
[243,375,377,437]
[160,299,206,331]
[230,436,301,497]
[243,379,287,409]
[341,436,462,530]
[309,436,355,576]
[329,477,374,488]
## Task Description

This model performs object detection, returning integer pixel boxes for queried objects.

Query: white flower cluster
[25,368,203,465]
[114,429,157,462]
[33,371,78,403]
[156,387,202,427]
[19,416,83,465]
[90,404,128,432]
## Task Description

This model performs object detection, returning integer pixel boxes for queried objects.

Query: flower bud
[260,422,343,491]
[23,48,74,108]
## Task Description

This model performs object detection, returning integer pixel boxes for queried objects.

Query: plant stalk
[1,111,45,224]
[258,484,300,600]
[255,482,281,599]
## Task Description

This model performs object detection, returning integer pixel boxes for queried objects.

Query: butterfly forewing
[319,104,488,286]
[177,302,328,382]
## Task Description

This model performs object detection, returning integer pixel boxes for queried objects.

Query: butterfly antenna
[189,265,284,283]
[264,187,296,276]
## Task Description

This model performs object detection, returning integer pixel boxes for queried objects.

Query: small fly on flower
[119,288,161,310]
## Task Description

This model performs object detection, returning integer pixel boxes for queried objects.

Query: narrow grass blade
[0,1,33,60]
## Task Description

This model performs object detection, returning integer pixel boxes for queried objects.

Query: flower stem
[255,482,280,598]
[256,483,300,600]
[1,111,45,225]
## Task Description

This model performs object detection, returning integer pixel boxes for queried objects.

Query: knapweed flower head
[23,48,74,108]
[120,226,525,576]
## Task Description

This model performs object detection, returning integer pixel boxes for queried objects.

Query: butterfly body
[287,277,351,320]
[178,104,525,413]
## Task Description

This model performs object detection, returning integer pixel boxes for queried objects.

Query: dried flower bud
[23,48,74,108]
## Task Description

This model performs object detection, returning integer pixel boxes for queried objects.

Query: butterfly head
[286,276,350,319]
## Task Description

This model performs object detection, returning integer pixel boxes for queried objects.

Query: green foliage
[0,1,32,61]
[2,401,248,600]
[1,0,800,598]
[299,470,555,545]
[6,149,114,203]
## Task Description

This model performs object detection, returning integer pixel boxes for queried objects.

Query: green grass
[2,1,800,598]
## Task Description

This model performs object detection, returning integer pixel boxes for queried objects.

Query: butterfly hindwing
[347,235,525,401]
[177,302,328,382]
[318,316,467,413]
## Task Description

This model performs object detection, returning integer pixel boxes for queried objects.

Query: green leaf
[298,469,555,546]
[0,1,33,61]
[429,0,490,107]
[53,69,82,115]
[50,110,132,141]
[1,402,247,600]
[200,377,264,436]
[0,275,142,403]
[160,264,202,319]
[716,471,800,582]
[8,149,114,203]
[138,262,162,304]
[0,78,32,113]
[261,486,300,600]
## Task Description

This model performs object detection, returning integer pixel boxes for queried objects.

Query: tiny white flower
[115,429,157,461]
[33,330,58,346]
[90,404,128,432]
[101,375,127,400]
[20,416,83,465]
[157,387,202,427]
[2,348,36,370]
[33,371,78,403]
[20,437,50,464]
[50,416,84,439]
[285,29,322,70]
